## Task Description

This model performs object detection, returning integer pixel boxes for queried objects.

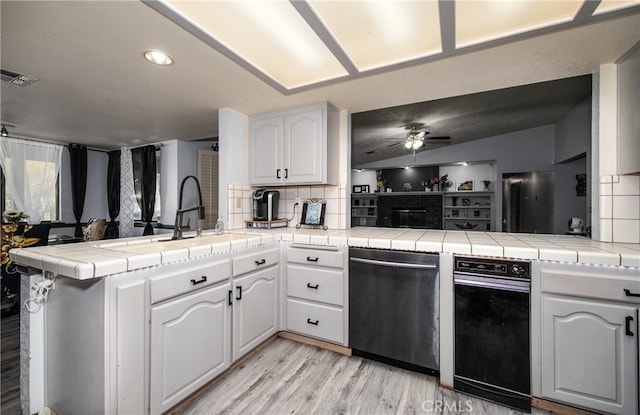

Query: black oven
[454,256,531,412]
[391,208,428,228]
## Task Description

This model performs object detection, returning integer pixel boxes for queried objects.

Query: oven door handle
[350,257,437,270]
[454,274,529,292]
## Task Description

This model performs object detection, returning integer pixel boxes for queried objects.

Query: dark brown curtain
[104,150,120,239]
[68,144,87,237]
[131,145,156,235]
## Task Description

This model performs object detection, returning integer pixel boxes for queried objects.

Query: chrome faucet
[172,175,205,240]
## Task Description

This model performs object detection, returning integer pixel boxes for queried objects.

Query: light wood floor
[1,312,21,415]
[177,337,552,415]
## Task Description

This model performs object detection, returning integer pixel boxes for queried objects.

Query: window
[0,139,63,223]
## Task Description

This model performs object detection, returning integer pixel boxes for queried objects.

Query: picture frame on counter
[457,180,474,191]
[353,185,362,193]
[361,185,370,193]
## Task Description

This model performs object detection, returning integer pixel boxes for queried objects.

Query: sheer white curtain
[0,137,63,223]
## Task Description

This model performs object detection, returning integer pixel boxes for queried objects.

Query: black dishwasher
[454,255,531,412]
[349,248,439,375]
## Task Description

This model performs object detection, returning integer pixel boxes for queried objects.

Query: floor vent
[0,68,39,87]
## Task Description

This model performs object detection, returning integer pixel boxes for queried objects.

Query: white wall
[595,61,640,243]
[218,108,248,227]
[351,170,377,192]
[159,140,179,226]
[440,164,495,192]
[554,156,587,234]
[555,97,591,163]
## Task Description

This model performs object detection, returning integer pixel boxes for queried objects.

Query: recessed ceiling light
[143,50,174,66]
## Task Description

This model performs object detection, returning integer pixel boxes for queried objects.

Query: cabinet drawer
[150,259,232,304]
[540,265,640,304]
[286,298,343,344]
[233,247,279,277]
[287,265,344,306]
[287,246,344,269]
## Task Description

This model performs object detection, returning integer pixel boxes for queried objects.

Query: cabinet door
[541,296,638,414]
[150,283,231,415]
[232,266,278,361]
[250,114,282,185]
[284,107,324,184]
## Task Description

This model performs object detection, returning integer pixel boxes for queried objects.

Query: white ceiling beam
[439,0,456,53]
[290,0,359,75]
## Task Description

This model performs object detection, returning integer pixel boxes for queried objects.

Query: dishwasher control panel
[454,256,530,279]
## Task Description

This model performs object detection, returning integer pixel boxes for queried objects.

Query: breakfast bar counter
[10,227,640,279]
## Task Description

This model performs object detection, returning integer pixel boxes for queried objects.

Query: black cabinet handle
[306,256,319,262]
[228,290,233,306]
[190,276,207,285]
[236,286,242,301]
[623,289,640,297]
[625,316,634,336]
[307,318,319,326]
[307,282,319,289]
[285,168,288,178]
[255,259,266,266]
[276,169,281,179]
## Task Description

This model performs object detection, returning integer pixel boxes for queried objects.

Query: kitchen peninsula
[10,228,640,415]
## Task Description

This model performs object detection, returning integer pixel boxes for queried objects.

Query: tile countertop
[9,227,640,280]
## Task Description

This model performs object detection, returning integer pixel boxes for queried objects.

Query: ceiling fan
[386,125,451,155]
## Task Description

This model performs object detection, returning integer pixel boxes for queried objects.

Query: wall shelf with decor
[351,194,378,227]
[442,192,494,231]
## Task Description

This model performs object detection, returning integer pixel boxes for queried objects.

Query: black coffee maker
[252,189,279,221]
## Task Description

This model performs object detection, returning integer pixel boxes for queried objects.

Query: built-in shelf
[351,194,377,227]
[443,191,494,231]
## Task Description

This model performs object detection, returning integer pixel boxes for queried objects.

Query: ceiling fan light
[413,139,424,149]
[404,140,413,149]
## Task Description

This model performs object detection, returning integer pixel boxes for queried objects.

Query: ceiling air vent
[1,68,39,87]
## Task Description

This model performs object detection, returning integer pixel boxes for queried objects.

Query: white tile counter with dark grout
[9,228,640,415]
[10,227,640,279]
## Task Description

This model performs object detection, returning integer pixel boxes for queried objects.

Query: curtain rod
[128,143,164,150]
[4,135,164,152]
[4,134,113,153]
[2,134,68,148]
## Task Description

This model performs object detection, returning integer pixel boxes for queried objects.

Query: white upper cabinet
[250,114,282,185]
[250,101,339,186]
[617,44,639,175]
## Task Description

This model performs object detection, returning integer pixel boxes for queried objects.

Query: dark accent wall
[377,194,443,229]
[380,166,439,192]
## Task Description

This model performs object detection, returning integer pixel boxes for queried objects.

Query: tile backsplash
[227,184,347,230]
[599,174,640,243]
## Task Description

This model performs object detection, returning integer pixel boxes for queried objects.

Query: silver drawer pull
[307,318,319,326]
[307,283,319,289]
[191,276,207,285]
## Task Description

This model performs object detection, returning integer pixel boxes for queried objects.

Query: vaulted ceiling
[1,1,638,160]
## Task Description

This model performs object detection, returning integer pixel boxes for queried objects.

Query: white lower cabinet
[286,298,344,344]
[150,282,232,415]
[533,261,640,415]
[285,244,348,346]
[232,266,279,361]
